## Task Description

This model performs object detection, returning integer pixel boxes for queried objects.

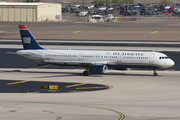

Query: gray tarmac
[1,20,180,120]
[0,69,180,120]
[1,20,180,41]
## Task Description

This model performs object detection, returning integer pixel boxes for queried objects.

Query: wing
[44,60,107,66]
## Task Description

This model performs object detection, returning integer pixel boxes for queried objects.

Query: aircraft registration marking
[66,83,87,88]
[7,80,29,85]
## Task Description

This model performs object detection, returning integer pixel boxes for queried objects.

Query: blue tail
[19,25,43,50]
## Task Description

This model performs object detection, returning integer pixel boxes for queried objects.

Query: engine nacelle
[88,65,108,74]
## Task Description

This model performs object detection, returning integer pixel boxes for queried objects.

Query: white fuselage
[16,49,174,69]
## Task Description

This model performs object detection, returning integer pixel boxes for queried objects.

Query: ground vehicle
[105,10,111,15]
[163,11,169,15]
[86,5,92,10]
[129,18,137,21]
[62,8,69,13]
[89,15,103,22]
[75,11,80,16]
[78,11,88,16]
[98,6,106,11]
[98,10,106,15]
[168,8,175,13]
[124,11,137,16]
[140,10,147,15]
[119,10,126,15]
[106,14,114,22]
[73,4,81,8]
[156,12,164,17]
[165,4,170,10]
[172,12,180,16]
[108,7,114,11]
[70,8,77,13]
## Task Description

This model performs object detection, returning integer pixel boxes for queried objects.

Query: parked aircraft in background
[16,25,174,76]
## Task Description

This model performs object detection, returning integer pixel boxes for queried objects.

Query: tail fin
[19,25,43,50]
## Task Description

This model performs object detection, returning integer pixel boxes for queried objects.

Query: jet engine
[88,65,108,74]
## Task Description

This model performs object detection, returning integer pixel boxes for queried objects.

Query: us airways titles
[113,52,144,56]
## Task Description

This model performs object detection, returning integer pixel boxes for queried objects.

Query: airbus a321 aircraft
[16,25,174,76]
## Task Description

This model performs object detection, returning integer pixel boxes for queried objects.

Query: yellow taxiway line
[73,31,81,34]
[76,86,110,89]
[66,83,87,88]
[89,106,125,120]
[0,30,6,33]
[151,31,158,34]
[7,80,29,85]
[27,91,40,94]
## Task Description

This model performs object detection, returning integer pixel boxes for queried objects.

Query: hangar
[0,2,61,22]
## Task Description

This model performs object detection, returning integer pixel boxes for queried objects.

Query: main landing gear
[83,71,89,76]
[153,68,158,76]
[83,66,89,76]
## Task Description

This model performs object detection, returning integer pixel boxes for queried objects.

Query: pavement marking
[7,80,29,85]
[151,31,158,34]
[10,101,125,120]
[66,83,87,88]
[70,90,88,92]
[27,91,40,94]
[76,86,110,89]
[28,67,40,69]
[0,30,6,33]
[76,105,125,120]
[43,110,55,114]
[73,31,81,34]
[165,69,175,71]
[100,107,125,120]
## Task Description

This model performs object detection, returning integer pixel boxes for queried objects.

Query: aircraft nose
[168,59,175,68]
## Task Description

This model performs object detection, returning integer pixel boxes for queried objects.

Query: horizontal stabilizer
[7,52,17,54]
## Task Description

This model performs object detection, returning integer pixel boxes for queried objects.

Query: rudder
[19,25,43,50]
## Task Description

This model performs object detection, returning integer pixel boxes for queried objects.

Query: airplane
[16,25,175,76]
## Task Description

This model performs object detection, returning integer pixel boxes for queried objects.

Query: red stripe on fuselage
[19,25,27,30]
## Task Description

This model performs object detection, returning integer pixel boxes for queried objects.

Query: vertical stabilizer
[19,25,43,50]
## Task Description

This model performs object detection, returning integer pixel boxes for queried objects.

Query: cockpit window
[159,56,169,59]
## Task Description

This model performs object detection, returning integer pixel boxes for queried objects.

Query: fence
[57,15,180,23]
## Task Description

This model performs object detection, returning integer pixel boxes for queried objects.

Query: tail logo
[23,37,31,44]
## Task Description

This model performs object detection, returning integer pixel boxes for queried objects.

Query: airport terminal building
[0,2,61,22]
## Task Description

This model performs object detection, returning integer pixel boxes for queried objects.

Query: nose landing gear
[153,68,158,76]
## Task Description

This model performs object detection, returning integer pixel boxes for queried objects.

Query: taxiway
[0,68,180,120]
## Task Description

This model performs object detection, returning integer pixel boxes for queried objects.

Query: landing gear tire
[153,73,158,76]
[83,71,89,76]
[153,68,158,76]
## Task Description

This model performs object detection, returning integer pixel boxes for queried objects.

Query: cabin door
[117,54,122,62]
[38,51,44,62]
[78,53,83,61]
[149,53,155,63]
